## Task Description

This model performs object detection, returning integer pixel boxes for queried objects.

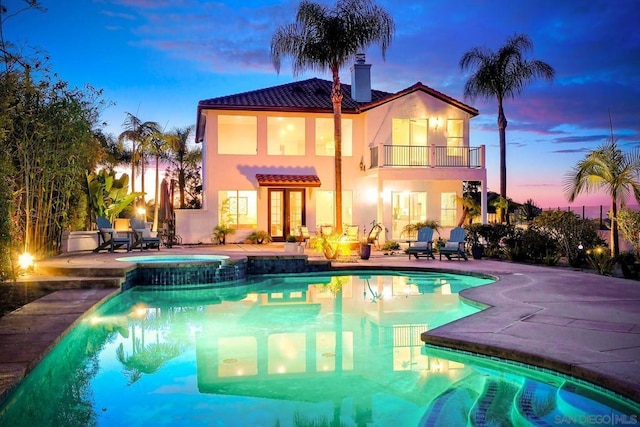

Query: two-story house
[175,56,487,244]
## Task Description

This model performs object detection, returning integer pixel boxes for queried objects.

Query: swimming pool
[0,270,637,426]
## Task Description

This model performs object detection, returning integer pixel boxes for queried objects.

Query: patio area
[1,243,639,406]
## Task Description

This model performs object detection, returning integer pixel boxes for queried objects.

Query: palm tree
[144,130,171,231]
[166,125,200,209]
[564,140,640,256]
[118,112,160,203]
[271,0,394,233]
[460,34,554,222]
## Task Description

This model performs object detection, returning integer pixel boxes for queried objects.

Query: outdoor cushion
[99,228,116,240]
[135,228,152,238]
[444,242,460,250]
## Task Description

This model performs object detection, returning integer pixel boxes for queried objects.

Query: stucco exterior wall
[177,85,485,245]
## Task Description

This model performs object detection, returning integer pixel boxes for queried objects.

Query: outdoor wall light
[431,117,442,130]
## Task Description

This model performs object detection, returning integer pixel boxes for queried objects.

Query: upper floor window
[268,117,305,155]
[218,115,257,155]
[392,119,427,146]
[315,118,353,156]
[446,119,464,156]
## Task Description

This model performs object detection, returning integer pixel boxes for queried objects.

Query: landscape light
[18,252,34,270]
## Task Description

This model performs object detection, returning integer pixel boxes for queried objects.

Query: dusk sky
[4,0,639,210]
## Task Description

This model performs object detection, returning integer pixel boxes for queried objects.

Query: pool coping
[1,245,639,407]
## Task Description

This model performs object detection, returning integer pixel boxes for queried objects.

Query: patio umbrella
[158,178,174,246]
[158,178,172,223]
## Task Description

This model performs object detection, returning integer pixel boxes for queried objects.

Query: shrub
[617,208,640,255]
[520,226,560,264]
[248,230,271,244]
[382,241,400,252]
[616,251,640,280]
[531,210,604,268]
[401,220,440,238]
[585,246,615,276]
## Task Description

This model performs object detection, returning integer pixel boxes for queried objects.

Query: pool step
[12,274,123,289]
[34,264,130,278]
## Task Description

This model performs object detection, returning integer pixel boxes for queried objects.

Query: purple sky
[5,0,639,209]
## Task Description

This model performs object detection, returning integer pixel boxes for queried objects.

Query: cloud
[552,148,592,154]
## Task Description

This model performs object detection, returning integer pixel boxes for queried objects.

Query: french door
[268,189,305,242]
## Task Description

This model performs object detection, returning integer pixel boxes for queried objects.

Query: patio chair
[298,226,311,247]
[367,222,384,250]
[130,217,161,251]
[407,227,435,260]
[344,225,359,242]
[94,216,131,253]
[320,225,333,237]
[439,227,468,261]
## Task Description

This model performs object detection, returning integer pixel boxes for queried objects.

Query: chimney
[350,53,371,103]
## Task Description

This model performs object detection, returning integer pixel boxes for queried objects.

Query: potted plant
[312,232,341,260]
[464,223,485,259]
[359,238,372,260]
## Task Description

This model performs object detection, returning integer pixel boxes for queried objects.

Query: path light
[137,207,146,220]
[18,252,34,272]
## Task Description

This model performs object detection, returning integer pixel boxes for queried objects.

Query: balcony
[369,144,485,169]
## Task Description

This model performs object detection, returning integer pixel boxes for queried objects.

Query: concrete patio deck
[1,243,639,408]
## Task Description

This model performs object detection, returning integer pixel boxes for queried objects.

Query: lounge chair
[94,216,131,253]
[130,217,161,251]
[439,227,468,261]
[320,225,333,237]
[407,227,435,260]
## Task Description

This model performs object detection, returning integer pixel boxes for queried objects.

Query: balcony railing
[369,144,485,169]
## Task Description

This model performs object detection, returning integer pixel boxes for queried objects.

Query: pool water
[0,271,637,426]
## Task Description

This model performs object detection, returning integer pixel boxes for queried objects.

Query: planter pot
[471,245,484,260]
[61,231,99,253]
[360,244,371,260]
[284,242,297,253]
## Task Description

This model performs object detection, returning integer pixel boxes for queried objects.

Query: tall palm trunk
[178,170,185,209]
[331,68,343,234]
[153,154,161,232]
[611,194,619,256]
[497,99,508,223]
[140,153,146,208]
[131,143,136,194]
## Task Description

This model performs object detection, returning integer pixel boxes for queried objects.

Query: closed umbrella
[159,178,175,247]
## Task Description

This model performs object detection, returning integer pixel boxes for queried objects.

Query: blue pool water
[0,270,637,426]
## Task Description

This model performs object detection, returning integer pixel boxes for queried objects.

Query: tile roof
[361,82,479,117]
[198,78,392,113]
[256,174,321,187]
[195,78,478,141]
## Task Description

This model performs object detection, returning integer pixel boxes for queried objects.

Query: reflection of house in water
[195,274,471,401]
